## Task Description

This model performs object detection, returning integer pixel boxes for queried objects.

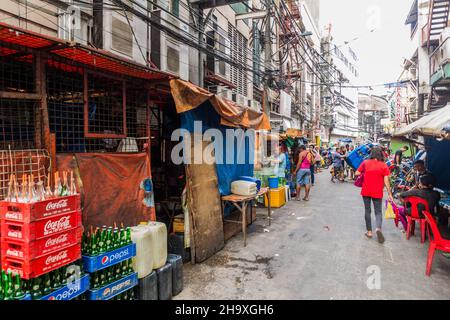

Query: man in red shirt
[355,147,394,244]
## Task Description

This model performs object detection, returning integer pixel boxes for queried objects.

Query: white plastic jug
[136,221,168,270]
[131,225,154,279]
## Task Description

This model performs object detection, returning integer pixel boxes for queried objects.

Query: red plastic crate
[0,195,80,223]
[2,243,81,279]
[1,211,82,242]
[1,227,82,260]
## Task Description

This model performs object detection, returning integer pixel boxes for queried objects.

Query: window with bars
[228,23,248,97]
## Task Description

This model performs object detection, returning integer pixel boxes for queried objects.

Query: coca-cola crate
[0,195,81,223]
[1,210,82,242]
[1,227,82,260]
[2,243,81,279]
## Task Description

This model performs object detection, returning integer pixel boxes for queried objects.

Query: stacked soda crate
[81,225,138,300]
[0,172,88,300]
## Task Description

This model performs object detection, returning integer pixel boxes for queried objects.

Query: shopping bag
[354,174,364,188]
[385,201,396,220]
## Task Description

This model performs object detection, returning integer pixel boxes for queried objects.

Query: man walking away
[294,145,312,201]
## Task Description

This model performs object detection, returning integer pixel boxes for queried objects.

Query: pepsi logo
[49,296,56,301]
[103,288,111,297]
[101,256,109,265]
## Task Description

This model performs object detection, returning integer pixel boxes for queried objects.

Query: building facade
[321,27,360,145]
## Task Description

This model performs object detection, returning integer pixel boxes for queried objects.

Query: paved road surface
[176,171,450,300]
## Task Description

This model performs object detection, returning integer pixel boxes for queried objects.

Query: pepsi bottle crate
[1,227,82,261]
[2,243,81,279]
[1,210,82,242]
[85,272,138,300]
[0,195,81,223]
[40,273,90,300]
[82,243,136,273]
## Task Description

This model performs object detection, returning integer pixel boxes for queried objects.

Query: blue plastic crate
[85,272,138,300]
[82,243,136,273]
[22,294,32,300]
[40,274,90,300]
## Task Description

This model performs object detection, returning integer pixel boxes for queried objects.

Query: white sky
[320,0,416,96]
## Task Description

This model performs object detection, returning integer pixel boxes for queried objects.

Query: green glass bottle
[97,229,106,253]
[42,273,52,296]
[126,227,132,245]
[0,272,4,301]
[114,264,122,281]
[119,227,126,247]
[52,269,62,290]
[99,269,106,287]
[113,228,119,250]
[3,273,13,301]
[13,274,26,300]
[127,259,134,274]
[90,232,98,256]
[82,231,88,255]
[106,266,114,284]
[91,271,100,289]
[121,261,128,277]
[31,277,43,300]
[105,228,113,252]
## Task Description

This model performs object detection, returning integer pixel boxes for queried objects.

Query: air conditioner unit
[217,86,233,100]
[57,7,92,45]
[101,0,147,65]
[235,94,246,107]
[152,9,189,79]
[251,101,262,111]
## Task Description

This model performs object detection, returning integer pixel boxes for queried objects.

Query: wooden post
[36,52,53,173]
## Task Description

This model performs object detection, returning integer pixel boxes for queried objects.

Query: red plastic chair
[423,211,450,276]
[404,197,430,243]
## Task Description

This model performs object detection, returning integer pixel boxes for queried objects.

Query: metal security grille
[228,23,248,97]
[0,49,35,93]
[0,149,50,200]
[47,62,85,153]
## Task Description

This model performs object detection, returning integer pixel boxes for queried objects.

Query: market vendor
[399,174,441,217]
[412,160,433,189]
[271,145,287,183]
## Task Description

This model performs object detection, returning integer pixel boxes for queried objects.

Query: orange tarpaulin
[170,79,271,130]
[57,153,154,227]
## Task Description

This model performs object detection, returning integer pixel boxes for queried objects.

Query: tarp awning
[0,22,173,81]
[170,79,271,130]
[393,104,450,139]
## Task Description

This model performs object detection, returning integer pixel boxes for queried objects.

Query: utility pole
[263,0,272,116]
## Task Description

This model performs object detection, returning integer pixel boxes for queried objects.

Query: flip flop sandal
[365,232,372,239]
[303,198,309,201]
[376,230,385,244]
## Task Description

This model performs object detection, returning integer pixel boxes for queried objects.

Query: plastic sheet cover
[179,102,254,196]
[57,153,154,227]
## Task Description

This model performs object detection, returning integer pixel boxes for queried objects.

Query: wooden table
[222,187,270,247]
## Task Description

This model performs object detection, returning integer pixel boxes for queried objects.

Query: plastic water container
[168,233,187,262]
[231,180,257,196]
[238,176,261,192]
[131,225,154,279]
[268,176,279,189]
[167,254,183,296]
[156,263,173,300]
[134,271,158,300]
[138,221,168,270]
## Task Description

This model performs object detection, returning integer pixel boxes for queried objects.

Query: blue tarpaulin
[179,101,254,196]
[425,137,450,190]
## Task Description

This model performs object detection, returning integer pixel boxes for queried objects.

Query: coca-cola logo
[7,230,22,238]
[45,250,68,265]
[6,248,22,258]
[5,212,23,220]
[45,199,69,212]
[45,234,69,248]
[44,216,71,235]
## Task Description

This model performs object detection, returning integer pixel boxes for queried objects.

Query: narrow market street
[177,171,450,300]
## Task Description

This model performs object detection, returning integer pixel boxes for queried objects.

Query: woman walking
[355,147,394,244]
